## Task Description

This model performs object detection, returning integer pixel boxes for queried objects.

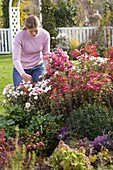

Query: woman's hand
[22,73,33,83]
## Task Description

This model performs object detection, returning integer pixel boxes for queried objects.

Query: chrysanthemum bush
[45,46,113,115]
[2,78,51,114]
[1,45,113,169]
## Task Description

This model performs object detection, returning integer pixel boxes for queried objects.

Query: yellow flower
[89,154,97,163]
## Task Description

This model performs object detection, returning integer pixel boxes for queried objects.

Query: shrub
[66,102,113,140]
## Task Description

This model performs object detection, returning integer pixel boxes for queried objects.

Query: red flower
[70,49,81,59]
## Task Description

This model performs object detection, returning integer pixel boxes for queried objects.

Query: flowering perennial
[2,46,113,115]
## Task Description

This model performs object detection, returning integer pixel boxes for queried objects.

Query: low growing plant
[0,128,38,170]
[66,102,113,140]
[89,149,113,169]
[48,140,93,170]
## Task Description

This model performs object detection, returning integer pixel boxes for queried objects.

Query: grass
[0,54,13,114]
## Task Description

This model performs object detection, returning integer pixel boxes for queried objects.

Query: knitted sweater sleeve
[42,32,51,66]
[12,31,25,76]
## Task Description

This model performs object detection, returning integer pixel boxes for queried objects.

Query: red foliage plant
[0,129,15,169]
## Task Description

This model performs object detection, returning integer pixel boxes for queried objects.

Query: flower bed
[1,45,113,169]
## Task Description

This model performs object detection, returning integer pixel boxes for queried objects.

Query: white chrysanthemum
[37,81,42,86]
[39,79,50,89]
[27,81,31,84]
[34,96,38,100]
[8,89,12,94]
[24,84,29,88]
[40,82,48,89]
[54,71,59,75]
[25,102,31,109]
[76,69,81,73]
[29,90,37,96]
[90,56,96,60]
[30,83,33,88]
[28,87,33,92]
[29,92,32,97]
[92,62,98,66]
[89,56,108,64]
[38,87,44,92]
[16,85,22,90]
[20,91,24,95]
[44,86,51,92]
[12,92,16,96]
[17,93,20,96]
[2,89,7,95]
[97,57,108,63]
[7,94,10,98]
[14,91,18,96]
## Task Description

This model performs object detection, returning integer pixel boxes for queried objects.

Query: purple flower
[91,134,109,151]
[58,126,68,139]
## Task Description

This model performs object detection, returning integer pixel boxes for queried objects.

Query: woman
[12,15,50,88]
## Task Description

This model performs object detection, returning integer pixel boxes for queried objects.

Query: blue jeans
[13,63,46,88]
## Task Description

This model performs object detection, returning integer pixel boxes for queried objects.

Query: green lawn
[0,54,13,114]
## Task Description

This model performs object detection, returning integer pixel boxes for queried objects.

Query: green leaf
[7,119,15,125]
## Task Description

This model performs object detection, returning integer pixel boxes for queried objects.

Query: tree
[55,0,78,27]
[41,0,57,51]
[102,0,113,26]
[0,0,4,27]
[2,0,9,28]
[41,0,57,37]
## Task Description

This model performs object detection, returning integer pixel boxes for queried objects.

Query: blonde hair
[23,15,41,29]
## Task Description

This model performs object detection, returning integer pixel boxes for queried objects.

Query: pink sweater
[12,28,50,76]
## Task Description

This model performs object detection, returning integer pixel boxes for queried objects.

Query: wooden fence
[58,26,113,46]
[0,26,113,54]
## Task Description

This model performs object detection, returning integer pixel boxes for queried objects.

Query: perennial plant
[1,45,113,169]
